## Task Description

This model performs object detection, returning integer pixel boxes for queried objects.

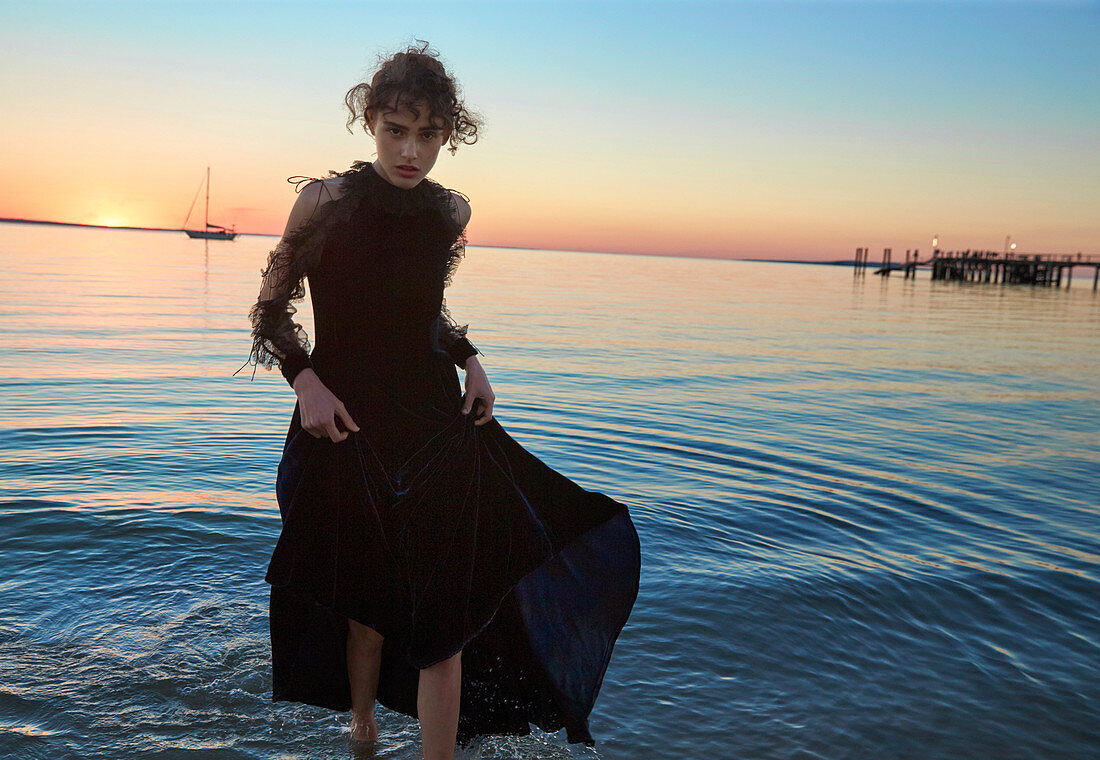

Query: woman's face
[369,103,451,189]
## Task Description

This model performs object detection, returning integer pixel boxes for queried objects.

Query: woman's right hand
[292,369,360,442]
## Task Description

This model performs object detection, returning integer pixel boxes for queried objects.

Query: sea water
[0,223,1097,760]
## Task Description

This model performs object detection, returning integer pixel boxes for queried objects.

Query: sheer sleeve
[248,239,314,386]
[436,188,480,369]
[244,178,333,387]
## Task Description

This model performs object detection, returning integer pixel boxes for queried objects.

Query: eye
[421,131,438,141]
[387,127,403,136]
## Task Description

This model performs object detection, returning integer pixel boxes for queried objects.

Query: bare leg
[418,651,461,760]
[347,618,384,743]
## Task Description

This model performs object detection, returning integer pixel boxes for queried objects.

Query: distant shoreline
[0,216,220,235]
[741,258,855,266]
[0,216,853,265]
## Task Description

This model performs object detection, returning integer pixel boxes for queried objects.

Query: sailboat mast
[183,166,236,240]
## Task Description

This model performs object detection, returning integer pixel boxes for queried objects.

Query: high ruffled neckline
[362,160,429,193]
[337,160,445,218]
[365,160,422,189]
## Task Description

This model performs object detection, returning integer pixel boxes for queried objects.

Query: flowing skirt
[265,358,640,744]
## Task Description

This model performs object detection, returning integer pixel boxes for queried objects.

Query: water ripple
[1,228,1098,758]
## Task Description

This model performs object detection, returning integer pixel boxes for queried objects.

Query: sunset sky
[1,0,1097,261]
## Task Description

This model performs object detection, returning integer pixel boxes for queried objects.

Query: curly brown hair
[344,41,481,155]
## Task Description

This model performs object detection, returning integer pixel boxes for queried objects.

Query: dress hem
[265,501,639,747]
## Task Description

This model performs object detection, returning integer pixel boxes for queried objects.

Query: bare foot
[349,710,379,743]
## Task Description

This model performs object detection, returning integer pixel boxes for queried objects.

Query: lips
[395,164,419,178]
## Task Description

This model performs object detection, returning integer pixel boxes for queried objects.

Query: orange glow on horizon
[2,154,1096,262]
[93,214,132,228]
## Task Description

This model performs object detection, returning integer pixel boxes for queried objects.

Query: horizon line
[0,216,858,265]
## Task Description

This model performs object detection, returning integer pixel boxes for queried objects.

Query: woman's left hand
[461,356,495,425]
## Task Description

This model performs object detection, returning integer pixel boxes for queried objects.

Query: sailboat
[183,167,238,240]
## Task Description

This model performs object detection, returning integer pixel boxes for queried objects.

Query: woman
[247,43,640,759]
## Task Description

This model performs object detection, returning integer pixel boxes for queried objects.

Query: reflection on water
[0,223,1098,759]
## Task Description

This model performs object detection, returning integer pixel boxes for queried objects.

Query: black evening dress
[247,161,640,745]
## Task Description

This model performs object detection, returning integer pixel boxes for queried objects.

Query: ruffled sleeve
[248,239,314,386]
[434,187,480,369]
[245,178,333,387]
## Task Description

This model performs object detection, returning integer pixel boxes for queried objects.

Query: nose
[401,135,418,160]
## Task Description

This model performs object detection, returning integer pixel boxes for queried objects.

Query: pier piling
[857,248,1099,289]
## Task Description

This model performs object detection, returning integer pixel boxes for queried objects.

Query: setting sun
[94,215,130,228]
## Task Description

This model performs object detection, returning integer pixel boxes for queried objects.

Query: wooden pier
[854,247,1100,289]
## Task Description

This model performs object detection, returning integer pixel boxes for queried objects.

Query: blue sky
[2,0,1097,258]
